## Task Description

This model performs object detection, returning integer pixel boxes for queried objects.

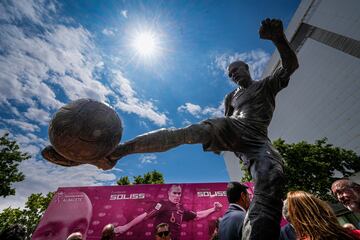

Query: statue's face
[228,61,251,87]
[332,182,360,212]
[168,186,182,204]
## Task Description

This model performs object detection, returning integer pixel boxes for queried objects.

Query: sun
[132,30,159,58]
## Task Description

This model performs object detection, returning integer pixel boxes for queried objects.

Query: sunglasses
[157,231,170,237]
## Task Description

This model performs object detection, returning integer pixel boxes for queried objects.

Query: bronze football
[48,99,122,164]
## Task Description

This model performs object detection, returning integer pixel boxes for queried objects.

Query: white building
[224,0,360,182]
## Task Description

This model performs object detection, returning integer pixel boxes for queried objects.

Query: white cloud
[139,154,158,164]
[111,71,169,126]
[178,103,202,118]
[177,101,224,119]
[0,0,169,212]
[202,103,225,118]
[102,28,115,36]
[0,0,56,25]
[0,158,117,211]
[24,107,51,125]
[1,0,169,128]
[3,119,40,132]
[0,132,47,156]
[15,132,47,150]
[181,119,192,126]
[121,10,128,18]
[0,131,118,211]
[213,49,271,80]
[0,1,111,111]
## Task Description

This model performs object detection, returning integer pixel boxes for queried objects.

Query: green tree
[241,138,360,201]
[0,192,54,239]
[117,170,165,185]
[117,176,131,185]
[0,133,30,197]
[242,138,360,202]
[277,138,360,201]
[240,163,252,183]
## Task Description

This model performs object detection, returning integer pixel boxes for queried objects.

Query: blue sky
[0,0,300,209]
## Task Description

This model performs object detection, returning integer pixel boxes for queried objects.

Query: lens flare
[132,31,159,58]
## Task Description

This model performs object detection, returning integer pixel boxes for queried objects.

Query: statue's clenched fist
[259,18,285,42]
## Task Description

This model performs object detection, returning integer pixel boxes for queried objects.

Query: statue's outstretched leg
[107,124,211,161]
[42,146,117,170]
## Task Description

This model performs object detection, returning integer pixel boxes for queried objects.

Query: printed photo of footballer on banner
[32,182,254,240]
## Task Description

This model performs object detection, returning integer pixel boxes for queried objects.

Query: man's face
[228,61,251,87]
[32,192,92,240]
[240,192,250,211]
[168,186,182,204]
[155,225,171,240]
[332,182,360,212]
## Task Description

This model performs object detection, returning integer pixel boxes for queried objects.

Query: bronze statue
[43,18,298,240]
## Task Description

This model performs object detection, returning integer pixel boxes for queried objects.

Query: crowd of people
[64,178,360,240]
[1,179,359,240]
[214,178,360,240]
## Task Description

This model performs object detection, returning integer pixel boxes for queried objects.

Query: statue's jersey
[202,67,290,167]
[147,200,197,240]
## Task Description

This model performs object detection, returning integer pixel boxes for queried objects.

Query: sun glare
[132,31,159,58]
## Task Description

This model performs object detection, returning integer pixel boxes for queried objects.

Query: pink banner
[32,182,255,240]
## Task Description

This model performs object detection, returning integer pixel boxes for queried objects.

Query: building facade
[224,0,360,182]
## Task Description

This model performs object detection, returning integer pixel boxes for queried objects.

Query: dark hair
[155,223,169,233]
[226,182,248,203]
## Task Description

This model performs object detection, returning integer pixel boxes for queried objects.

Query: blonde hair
[287,191,355,240]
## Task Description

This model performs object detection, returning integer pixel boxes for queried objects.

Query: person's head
[100,224,115,240]
[287,191,356,240]
[227,61,252,87]
[66,232,83,240]
[32,191,93,240]
[155,223,171,240]
[168,185,182,204]
[331,179,360,212]
[226,182,250,210]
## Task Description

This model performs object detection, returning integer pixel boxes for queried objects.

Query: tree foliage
[117,170,165,185]
[0,133,30,197]
[117,176,131,185]
[241,138,360,201]
[0,192,54,239]
[277,138,360,201]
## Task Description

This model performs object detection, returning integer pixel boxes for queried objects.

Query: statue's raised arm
[259,18,299,76]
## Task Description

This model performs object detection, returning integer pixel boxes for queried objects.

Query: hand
[259,18,285,42]
[213,202,223,211]
[114,225,128,234]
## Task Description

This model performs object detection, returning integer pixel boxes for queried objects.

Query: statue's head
[168,185,182,204]
[228,61,252,87]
